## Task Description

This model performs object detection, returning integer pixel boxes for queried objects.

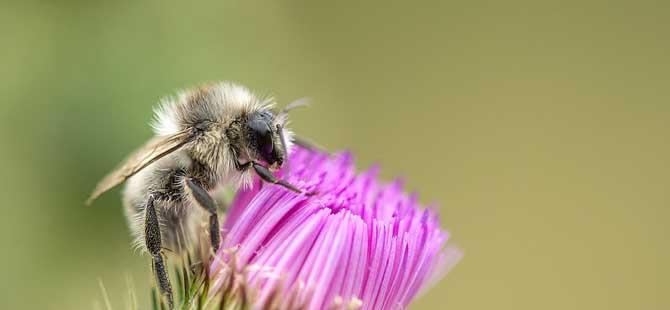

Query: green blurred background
[1,0,668,309]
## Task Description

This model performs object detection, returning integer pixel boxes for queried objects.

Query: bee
[86,82,313,308]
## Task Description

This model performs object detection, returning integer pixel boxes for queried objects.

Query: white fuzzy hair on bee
[152,82,273,136]
[86,81,314,308]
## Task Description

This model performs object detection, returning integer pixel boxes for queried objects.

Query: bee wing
[86,129,193,205]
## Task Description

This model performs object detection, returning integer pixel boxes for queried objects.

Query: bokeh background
[1,1,668,309]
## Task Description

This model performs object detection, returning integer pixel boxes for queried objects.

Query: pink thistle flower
[210,147,461,309]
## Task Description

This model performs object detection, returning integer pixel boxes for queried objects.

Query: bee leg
[252,162,306,194]
[185,178,221,253]
[144,195,174,309]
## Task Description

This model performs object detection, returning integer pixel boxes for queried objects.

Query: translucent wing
[86,129,193,205]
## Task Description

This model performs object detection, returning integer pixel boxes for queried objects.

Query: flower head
[210,147,461,309]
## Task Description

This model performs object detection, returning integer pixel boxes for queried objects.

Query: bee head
[246,111,286,171]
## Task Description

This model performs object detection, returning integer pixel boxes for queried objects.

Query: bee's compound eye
[247,113,274,159]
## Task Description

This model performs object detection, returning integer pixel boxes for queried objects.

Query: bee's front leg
[236,158,312,195]
[252,162,306,194]
[144,195,174,309]
[185,178,221,253]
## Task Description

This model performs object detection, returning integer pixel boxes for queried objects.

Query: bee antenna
[277,124,291,174]
[276,97,310,123]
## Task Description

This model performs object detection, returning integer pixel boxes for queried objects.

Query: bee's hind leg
[185,178,221,253]
[144,195,174,309]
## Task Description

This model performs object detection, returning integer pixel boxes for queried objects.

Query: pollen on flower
[209,146,461,310]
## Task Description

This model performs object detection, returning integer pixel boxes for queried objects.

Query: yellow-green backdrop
[1,1,668,309]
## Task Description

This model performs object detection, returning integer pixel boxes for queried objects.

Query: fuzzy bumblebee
[87,82,312,308]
